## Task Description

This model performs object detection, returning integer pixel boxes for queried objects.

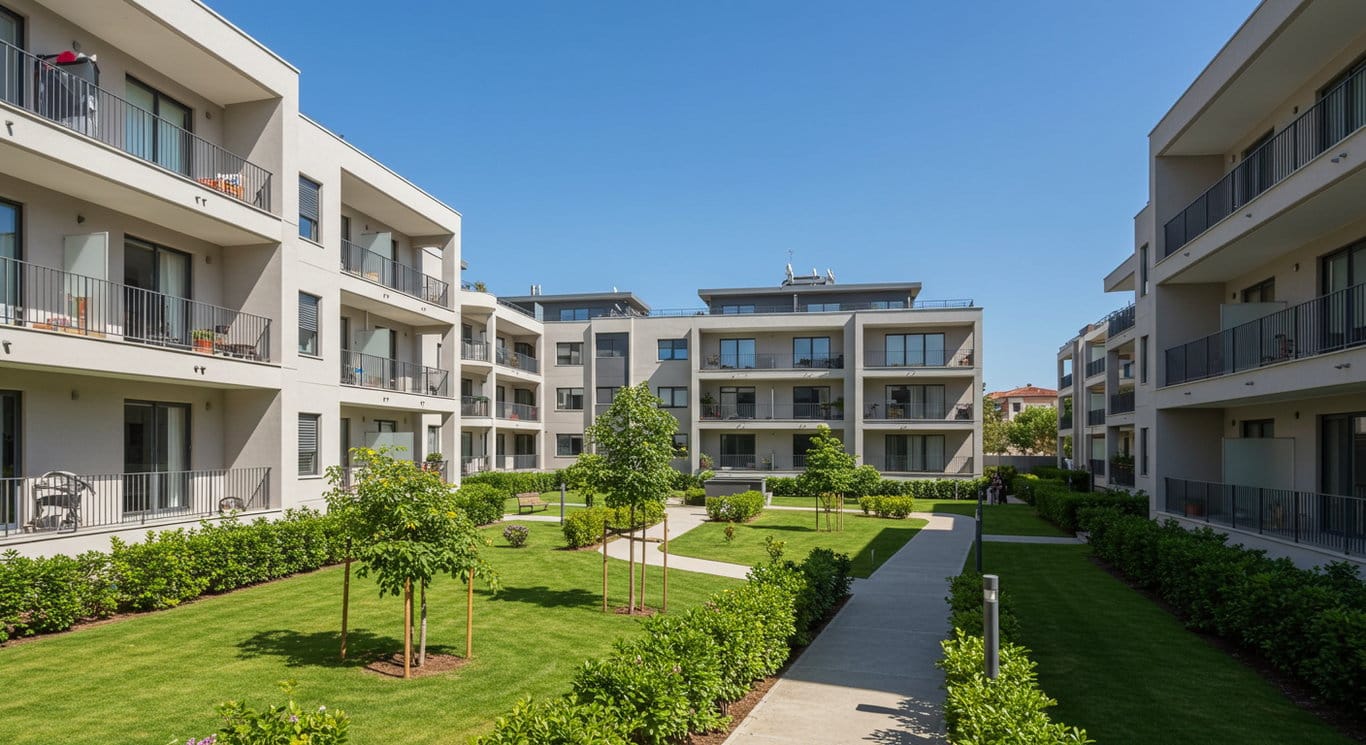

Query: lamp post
[983,574,999,679]
[559,480,567,524]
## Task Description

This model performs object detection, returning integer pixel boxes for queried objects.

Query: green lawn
[499,491,590,515]
[0,522,738,745]
[768,496,1064,537]
[970,543,1353,745]
[667,509,925,578]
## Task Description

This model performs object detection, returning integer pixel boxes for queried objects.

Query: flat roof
[698,281,922,302]
[498,291,651,313]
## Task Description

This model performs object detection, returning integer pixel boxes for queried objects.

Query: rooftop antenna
[827,268,836,283]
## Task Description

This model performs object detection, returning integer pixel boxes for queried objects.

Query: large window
[298,292,320,355]
[596,333,627,358]
[1320,412,1366,497]
[657,386,688,408]
[1242,277,1276,303]
[719,433,756,468]
[556,342,583,365]
[559,308,590,321]
[883,333,946,367]
[1241,419,1275,438]
[885,434,946,472]
[883,384,946,420]
[792,337,831,366]
[0,6,23,107]
[298,414,320,476]
[123,400,191,512]
[793,386,830,419]
[1140,335,1149,384]
[805,302,839,312]
[556,434,584,457]
[1140,427,1149,476]
[1321,239,1366,294]
[298,176,321,242]
[125,78,191,175]
[556,387,584,410]
[1139,244,1149,296]
[718,338,756,369]
[720,304,755,315]
[658,338,688,361]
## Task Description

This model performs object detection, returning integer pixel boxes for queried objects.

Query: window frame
[298,292,320,356]
[672,433,689,457]
[298,413,321,476]
[556,387,585,411]
[556,434,584,457]
[657,386,688,408]
[657,338,688,361]
[298,176,321,243]
[556,341,583,366]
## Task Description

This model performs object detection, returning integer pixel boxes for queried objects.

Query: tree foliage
[795,424,855,498]
[579,382,680,512]
[982,396,1010,455]
[1006,406,1058,456]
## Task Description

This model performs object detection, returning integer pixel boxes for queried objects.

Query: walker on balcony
[25,471,93,533]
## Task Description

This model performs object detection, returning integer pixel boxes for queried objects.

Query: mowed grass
[0,522,739,745]
[667,509,924,578]
[768,496,1064,537]
[499,490,590,515]
[970,543,1354,745]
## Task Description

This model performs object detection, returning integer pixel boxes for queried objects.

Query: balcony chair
[25,471,93,533]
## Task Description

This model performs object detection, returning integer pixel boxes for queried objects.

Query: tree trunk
[627,505,636,613]
[403,580,412,679]
[418,582,428,667]
[340,544,352,661]
[639,528,647,613]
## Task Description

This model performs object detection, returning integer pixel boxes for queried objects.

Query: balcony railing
[1059,372,1073,389]
[1109,390,1135,415]
[496,454,538,470]
[700,353,844,371]
[1164,282,1366,386]
[341,350,450,397]
[645,299,976,317]
[0,41,272,211]
[1164,478,1364,556]
[1164,63,1366,256]
[863,348,975,368]
[1,467,271,541]
[495,346,540,374]
[864,402,974,421]
[1085,357,1106,377]
[461,455,490,475]
[461,396,490,417]
[1086,408,1105,426]
[699,403,844,421]
[461,339,490,362]
[883,455,974,475]
[0,256,272,361]
[1110,463,1135,487]
[1058,411,1073,429]
[495,401,540,422]
[1089,459,1106,477]
[1108,304,1136,336]
[341,240,450,308]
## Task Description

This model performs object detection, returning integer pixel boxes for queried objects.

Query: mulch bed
[1087,555,1366,743]
[363,652,468,679]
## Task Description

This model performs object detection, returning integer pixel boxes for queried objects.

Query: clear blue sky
[217,0,1257,391]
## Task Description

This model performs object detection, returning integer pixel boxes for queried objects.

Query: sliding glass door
[0,198,18,325]
[124,78,192,176]
[124,238,191,347]
[0,391,18,531]
[123,401,190,515]
[0,5,23,107]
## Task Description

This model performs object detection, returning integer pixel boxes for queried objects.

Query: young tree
[982,396,1010,455]
[1007,406,1058,456]
[795,424,855,531]
[578,382,679,613]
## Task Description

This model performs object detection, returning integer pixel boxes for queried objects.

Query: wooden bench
[516,492,548,514]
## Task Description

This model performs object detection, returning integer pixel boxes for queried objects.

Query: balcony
[0,41,272,212]
[1163,64,1366,256]
[1164,478,1364,557]
[1,467,271,542]
[863,349,976,368]
[496,454,538,470]
[461,396,490,417]
[1086,409,1105,426]
[495,401,540,422]
[649,299,976,316]
[883,455,974,475]
[1085,357,1106,378]
[1165,283,1366,386]
[1058,412,1073,429]
[1108,305,1135,336]
[461,455,490,475]
[1109,391,1135,415]
[864,402,974,422]
[699,403,844,421]
[340,350,450,397]
[0,256,271,361]
[341,240,450,308]
[495,347,540,374]
[1110,463,1135,487]
[1059,372,1073,389]
[461,340,490,362]
[1089,459,1106,477]
[700,353,844,371]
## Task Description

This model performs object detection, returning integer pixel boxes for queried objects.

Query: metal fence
[1110,464,1134,487]
[1,41,272,211]
[340,240,450,308]
[863,348,976,368]
[1087,408,1106,426]
[461,456,490,475]
[494,346,540,374]
[865,402,974,421]
[698,402,845,421]
[1085,357,1106,377]
[1058,412,1073,429]
[699,352,844,370]
[1164,62,1366,255]
[0,255,271,361]
[340,350,450,397]
[1,466,271,540]
[883,455,974,475]
[1164,477,1365,556]
[1108,304,1136,336]
[461,339,490,362]
[1059,372,1073,389]
[461,396,490,417]
[1109,390,1135,414]
[1089,459,1106,477]
[1165,282,1366,386]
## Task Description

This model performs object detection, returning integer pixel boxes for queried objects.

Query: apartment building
[0,0,459,556]
[1085,0,1366,565]
[988,384,1057,422]
[494,270,984,481]
[1055,305,1137,488]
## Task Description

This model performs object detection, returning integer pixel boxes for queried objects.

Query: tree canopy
[1006,406,1058,456]
[795,424,855,497]
[578,382,680,511]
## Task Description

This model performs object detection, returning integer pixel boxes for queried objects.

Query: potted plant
[191,329,215,354]
[473,281,487,292]
[699,452,714,470]
[423,451,445,474]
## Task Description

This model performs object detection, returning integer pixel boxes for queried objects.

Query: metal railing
[621,299,976,318]
[699,352,844,370]
[1089,459,1106,477]
[715,454,776,470]
[495,401,539,421]
[1059,372,1073,389]
[1164,282,1366,386]
[864,402,974,421]
[495,346,540,374]
[461,396,490,417]
[1085,357,1106,377]
[1164,477,1364,556]
[501,454,538,470]
[883,455,974,475]
[1109,390,1135,415]
[1,466,271,540]
[0,256,271,361]
[461,455,490,475]
[340,350,450,397]
[698,403,844,421]
[340,240,450,308]
[1110,464,1135,487]
[1086,408,1106,426]
[1108,304,1136,336]
[461,339,490,362]
[1164,63,1366,255]
[1058,411,1073,429]
[0,41,272,211]
[863,348,975,368]
[496,298,537,319]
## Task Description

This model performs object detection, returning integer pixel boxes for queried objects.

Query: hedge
[704,491,764,522]
[1030,479,1147,533]
[770,474,988,500]
[857,495,914,519]
[1030,466,1092,492]
[461,471,565,496]
[0,509,345,643]
[678,488,706,506]
[1084,508,1366,710]
[453,483,506,525]
[561,503,666,549]
[475,548,854,745]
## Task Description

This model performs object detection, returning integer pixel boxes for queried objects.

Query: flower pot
[194,339,214,354]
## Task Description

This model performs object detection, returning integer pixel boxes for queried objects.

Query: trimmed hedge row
[704,491,764,522]
[676,488,706,506]
[769,474,988,500]
[1032,480,1147,533]
[857,495,914,519]
[0,510,345,643]
[1084,508,1366,710]
[1030,466,1092,492]
[462,471,566,496]
[453,483,507,525]
[475,548,853,745]
[561,502,667,549]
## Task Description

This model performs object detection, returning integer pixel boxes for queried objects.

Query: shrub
[767,476,799,497]
[561,503,666,548]
[947,570,1022,643]
[477,697,630,745]
[1032,481,1146,533]
[461,471,561,497]
[188,682,350,745]
[857,495,914,519]
[502,524,529,548]
[454,482,506,525]
[983,465,1018,483]
[847,464,882,498]
[704,491,764,522]
[681,488,706,506]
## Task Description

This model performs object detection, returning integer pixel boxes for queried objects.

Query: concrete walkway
[724,512,975,744]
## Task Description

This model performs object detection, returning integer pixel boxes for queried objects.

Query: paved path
[724,512,975,744]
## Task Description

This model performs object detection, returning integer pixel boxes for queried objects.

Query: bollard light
[983,574,1000,679]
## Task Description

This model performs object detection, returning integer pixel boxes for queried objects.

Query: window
[1139,244,1149,296]
[556,434,584,457]
[559,308,590,321]
[298,176,321,242]
[718,386,756,418]
[658,338,688,361]
[720,304,755,314]
[596,333,627,358]
[870,300,907,309]
[298,292,319,356]
[793,386,830,418]
[597,387,617,407]
[792,337,831,366]
[719,433,756,467]
[298,414,320,476]
[1,6,24,107]
[719,338,756,369]
[376,419,397,433]
[515,341,536,360]
[1320,412,1366,497]
[427,425,440,458]
[657,386,688,408]
[1241,277,1276,303]
[556,387,584,410]
[340,215,351,242]
[1139,335,1149,384]
[883,333,946,366]
[1012,402,1022,413]
[514,434,536,455]
[557,342,583,365]
[672,433,688,457]
[883,384,945,419]
[885,434,946,472]
[805,303,839,312]
[1140,427,1149,476]
[1321,238,1366,294]
[125,78,192,175]
[1241,419,1275,438]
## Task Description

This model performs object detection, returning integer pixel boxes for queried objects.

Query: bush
[503,524,529,548]
[947,570,1021,643]
[847,465,882,498]
[704,491,765,522]
[477,697,630,745]
[184,682,350,745]
[681,488,706,506]
[461,471,561,497]
[454,482,506,525]
[1031,480,1146,533]
[561,503,667,548]
[767,476,799,497]
[1084,508,1366,710]
[856,495,914,519]
[1030,466,1091,492]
